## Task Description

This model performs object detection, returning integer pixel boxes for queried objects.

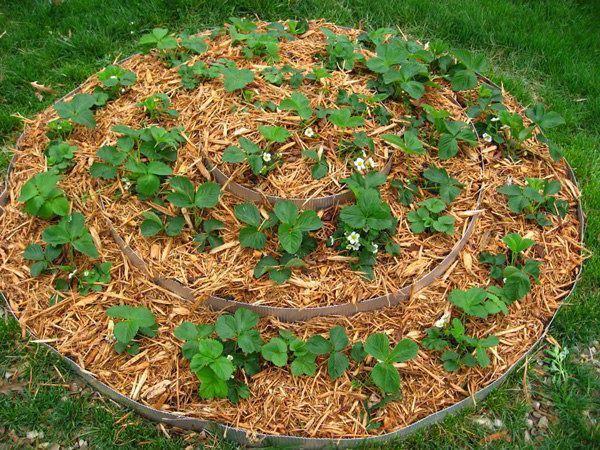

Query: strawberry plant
[423,318,499,371]
[97,65,137,99]
[497,177,568,227]
[89,144,129,180]
[46,119,74,140]
[338,132,375,163]
[307,326,350,379]
[279,92,313,120]
[449,287,508,318]
[261,336,288,367]
[222,137,278,176]
[18,172,70,220]
[328,107,365,128]
[122,159,173,198]
[280,330,319,377]
[421,165,464,204]
[331,182,398,279]
[178,60,223,89]
[139,28,208,66]
[174,321,215,360]
[54,93,99,128]
[234,202,278,250]
[112,124,184,163]
[364,334,418,394]
[390,178,419,206]
[138,93,179,120]
[193,218,225,251]
[166,176,221,231]
[215,308,263,355]
[321,28,359,71]
[253,254,306,284]
[302,148,328,180]
[42,212,99,259]
[407,198,455,235]
[446,49,488,91]
[221,66,255,92]
[77,262,112,294]
[381,129,426,155]
[189,339,237,399]
[106,305,157,355]
[423,105,476,159]
[285,19,309,35]
[466,83,505,119]
[23,243,63,277]
[140,211,185,237]
[45,141,76,174]
[274,200,322,255]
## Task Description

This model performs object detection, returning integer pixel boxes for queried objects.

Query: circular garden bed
[0,19,584,445]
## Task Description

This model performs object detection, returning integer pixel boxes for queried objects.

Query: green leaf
[195,182,221,208]
[306,335,331,355]
[258,125,291,143]
[253,256,278,278]
[329,326,348,351]
[381,129,425,155]
[371,362,400,394]
[279,92,312,120]
[291,354,317,376]
[328,351,349,379]
[328,108,364,128]
[234,202,262,227]
[222,146,246,163]
[295,210,322,232]
[195,367,229,399]
[136,174,160,197]
[261,337,288,366]
[174,322,199,341]
[365,333,391,362]
[274,200,298,224]
[54,93,97,128]
[389,339,419,363]
[222,67,254,92]
[238,329,263,354]
[239,226,267,249]
[502,233,535,254]
[113,321,139,344]
[278,223,303,254]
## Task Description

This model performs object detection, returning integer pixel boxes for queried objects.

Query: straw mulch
[0,20,584,439]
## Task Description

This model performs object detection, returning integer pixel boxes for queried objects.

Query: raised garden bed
[0,19,584,446]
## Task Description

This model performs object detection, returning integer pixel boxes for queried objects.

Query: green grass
[1,0,598,448]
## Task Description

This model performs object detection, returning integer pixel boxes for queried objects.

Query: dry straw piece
[0,20,585,444]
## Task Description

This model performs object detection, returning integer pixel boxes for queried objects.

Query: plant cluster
[138,93,179,120]
[407,198,455,235]
[106,305,158,355]
[173,308,418,403]
[498,178,568,227]
[139,28,208,66]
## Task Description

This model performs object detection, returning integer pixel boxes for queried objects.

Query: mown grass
[1,0,598,448]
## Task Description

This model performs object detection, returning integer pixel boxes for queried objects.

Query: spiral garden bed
[0,19,585,446]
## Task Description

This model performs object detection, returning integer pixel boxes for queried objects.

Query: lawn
[0,0,598,448]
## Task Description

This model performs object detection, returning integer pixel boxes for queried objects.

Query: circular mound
[1,19,584,445]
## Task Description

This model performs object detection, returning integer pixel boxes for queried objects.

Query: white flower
[83,270,90,277]
[346,231,360,245]
[226,354,234,361]
[434,311,451,328]
[109,75,118,80]
[262,152,272,162]
[366,157,378,169]
[304,127,316,138]
[354,157,366,173]
[68,269,78,280]
[371,243,378,254]
[491,116,500,122]
[482,132,492,143]
[120,88,126,94]
[346,242,361,251]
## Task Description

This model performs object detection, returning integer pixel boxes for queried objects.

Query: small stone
[532,411,542,419]
[524,430,532,443]
[532,400,541,410]
[538,416,549,428]
[473,416,494,429]
[526,418,534,428]
[493,418,504,428]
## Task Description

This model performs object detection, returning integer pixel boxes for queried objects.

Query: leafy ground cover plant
[279,91,313,120]
[421,165,464,204]
[234,202,278,250]
[466,83,506,119]
[77,262,112,294]
[301,148,328,180]
[407,197,455,235]
[222,136,278,176]
[329,176,399,279]
[140,211,185,237]
[321,28,360,71]
[475,103,565,160]
[106,305,157,355]
[165,177,222,247]
[423,318,499,371]
[390,177,420,206]
[96,65,137,99]
[138,93,179,120]
[497,177,568,226]
[381,129,426,156]
[23,243,64,277]
[422,104,477,159]
[479,233,541,304]
[54,93,102,128]
[273,200,322,254]
[46,118,74,141]
[139,28,208,66]
[41,212,99,259]
[45,140,76,174]
[364,333,419,394]
[307,326,350,379]
[449,287,508,319]
[18,172,70,219]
